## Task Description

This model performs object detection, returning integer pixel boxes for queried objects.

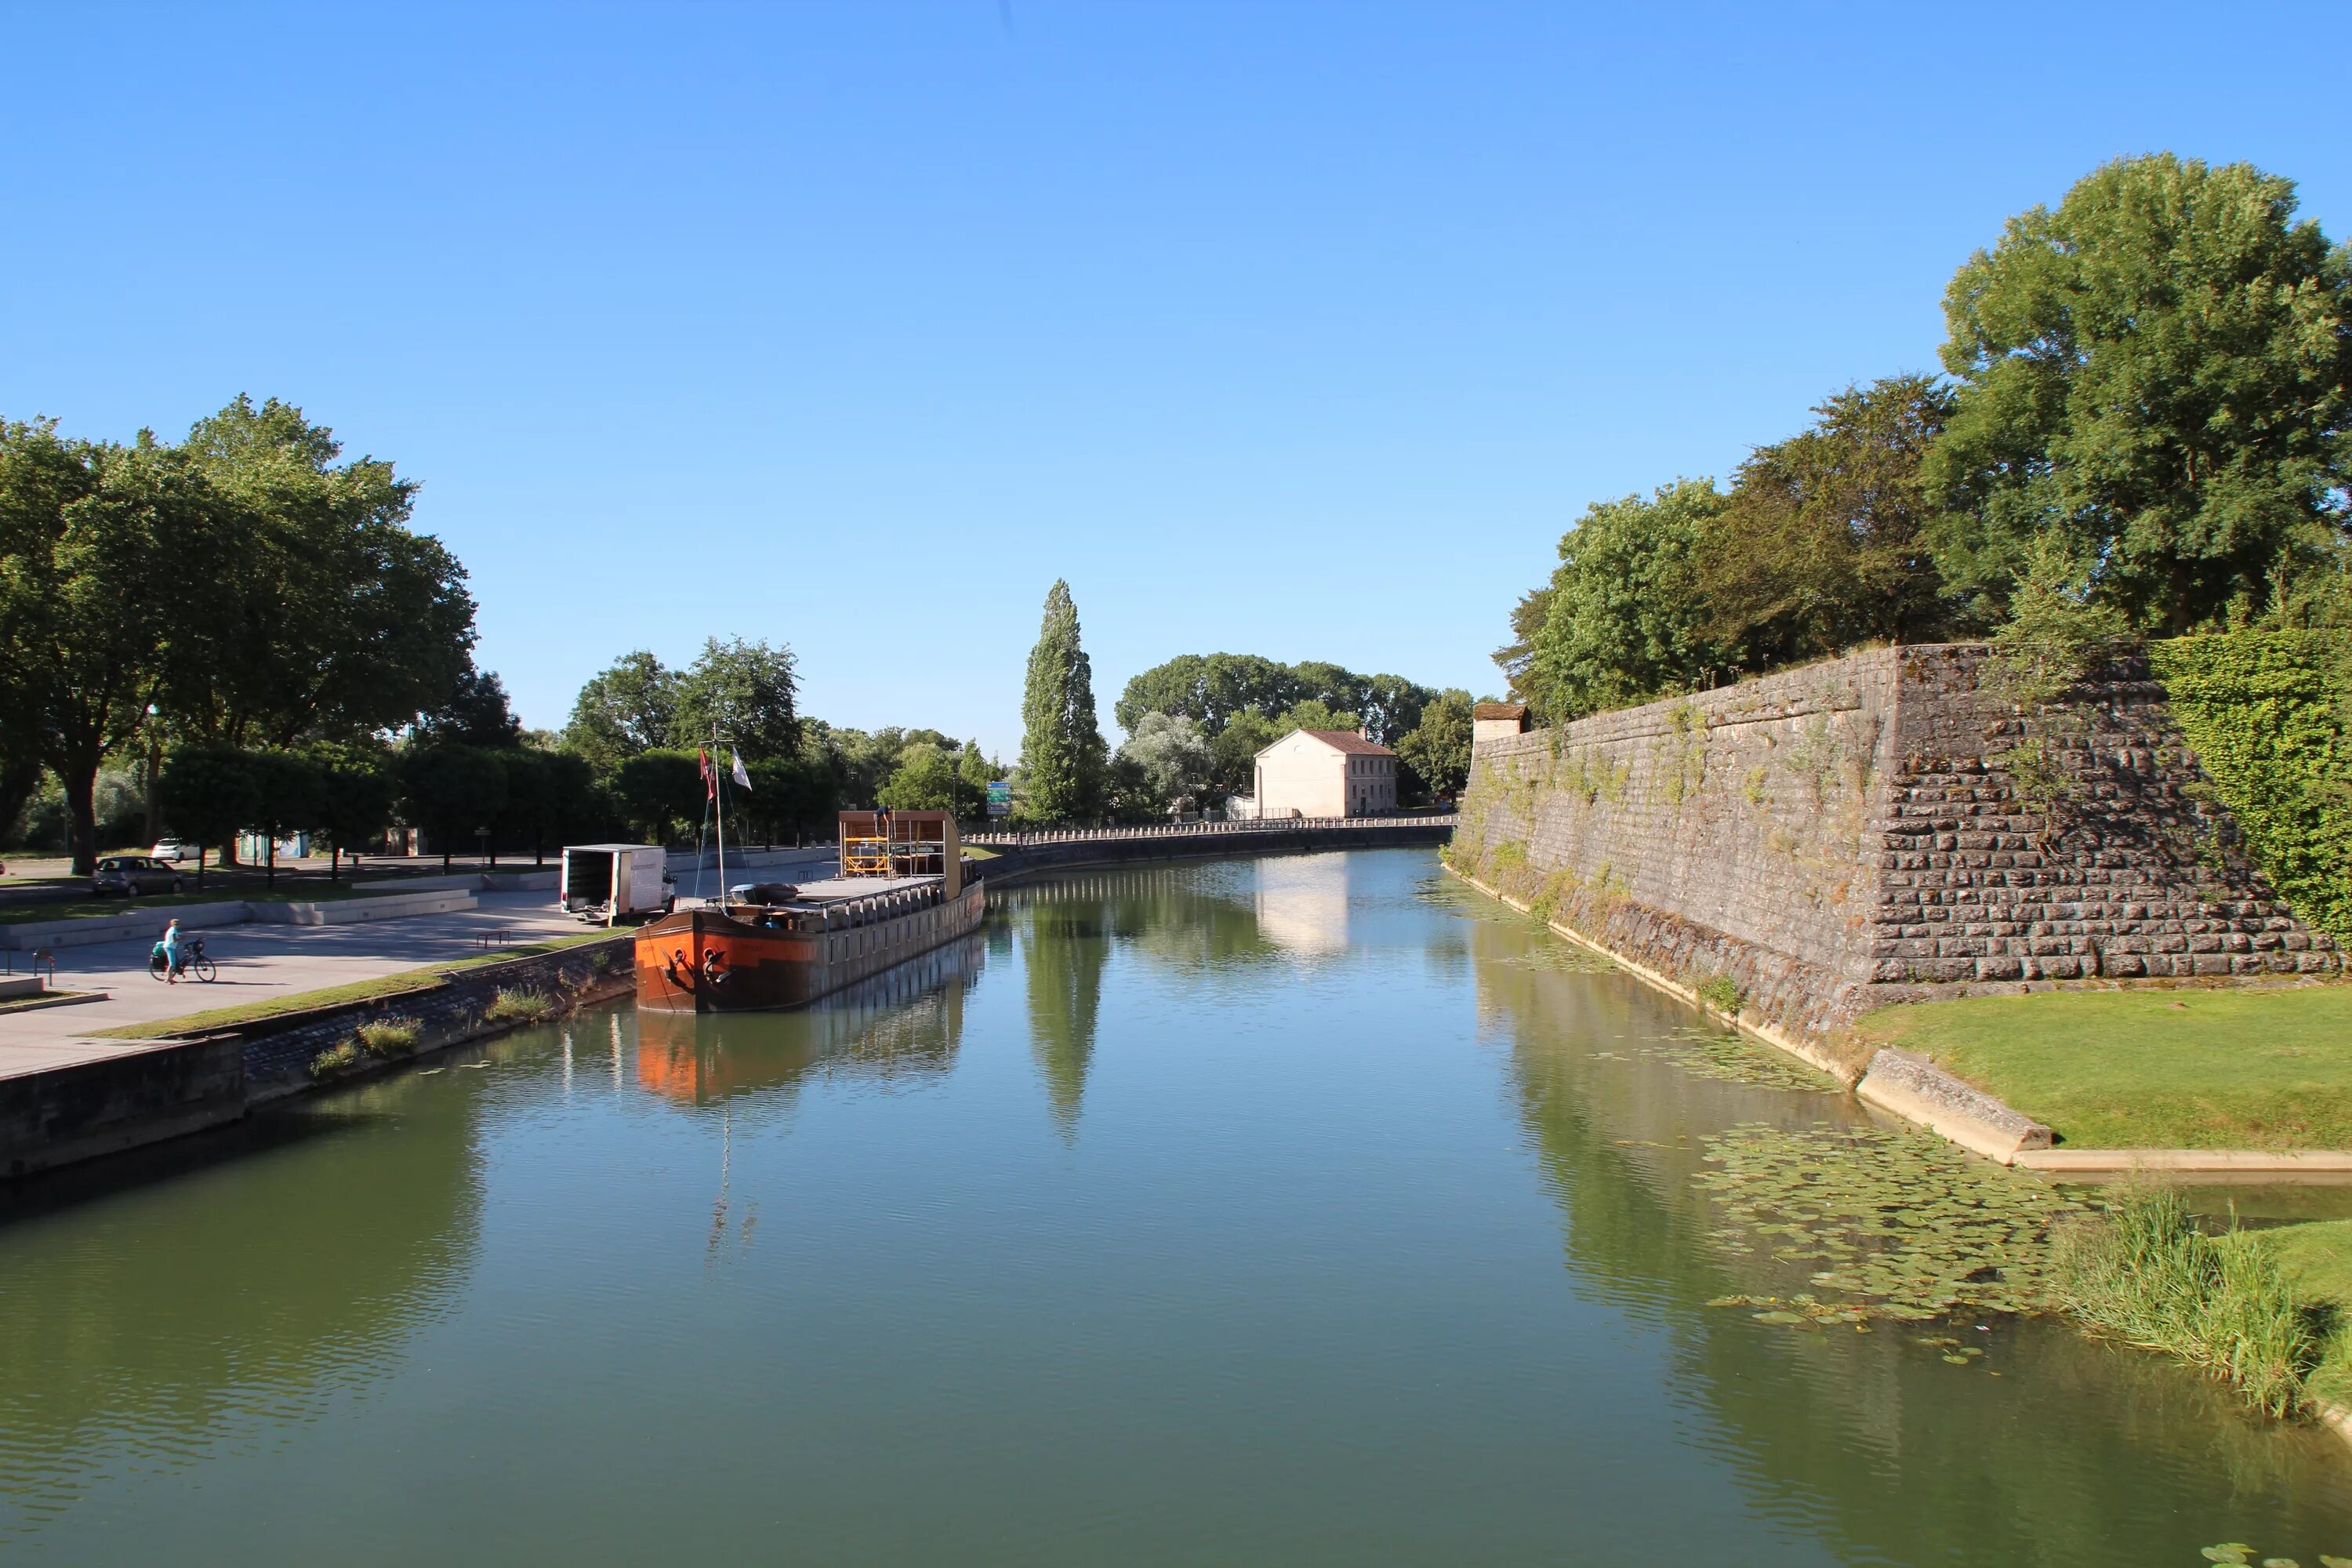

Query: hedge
[2149,630,2352,942]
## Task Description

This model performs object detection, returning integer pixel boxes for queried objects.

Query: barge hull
[634,879,986,1013]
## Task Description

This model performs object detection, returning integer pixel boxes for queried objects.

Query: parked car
[149,839,195,862]
[92,856,185,897]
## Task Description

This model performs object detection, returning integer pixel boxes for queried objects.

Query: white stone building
[1248,728,1399,818]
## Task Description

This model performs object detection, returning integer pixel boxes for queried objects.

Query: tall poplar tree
[1018,579,1106,822]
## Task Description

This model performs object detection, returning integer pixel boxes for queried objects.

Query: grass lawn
[0,884,383,925]
[1851,984,2352,1150]
[2235,1219,2352,1408]
[90,928,625,1038]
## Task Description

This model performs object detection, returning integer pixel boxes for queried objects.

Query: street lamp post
[143,704,161,848]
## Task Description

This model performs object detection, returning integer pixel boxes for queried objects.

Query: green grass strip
[89,929,624,1038]
[1853,984,2352,1150]
[0,884,392,925]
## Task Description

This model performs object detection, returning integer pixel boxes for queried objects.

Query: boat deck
[693,874,943,913]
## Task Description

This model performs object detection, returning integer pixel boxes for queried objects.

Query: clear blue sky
[4,3,2345,760]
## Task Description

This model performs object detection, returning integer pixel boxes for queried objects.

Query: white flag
[731,750,753,790]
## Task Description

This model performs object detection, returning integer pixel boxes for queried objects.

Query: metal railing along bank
[964,813,1457,848]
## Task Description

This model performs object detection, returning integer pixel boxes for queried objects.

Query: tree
[1926,154,2352,633]
[956,739,994,820]
[1528,479,1726,721]
[1700,376,1964,668]
[159,745,261,889]
[1114,652,1433,744]
[0,426,179,872]
[1018,580,1106,822]
[416,665,523,748]
[878,743,965,813]
[314,752,397,880]
[493,746,594,866]
[1393,688,1474,801]
[1492,584,1556,717]
[246,751,325,888]
[563,651,678,778]
[1116,713,1213,811]
[611,749,704,844]
[168,395,474,749]
[396,745,508,870]
[672,636,800,761]
[742,755,837,844]
[1209,708,1283,797]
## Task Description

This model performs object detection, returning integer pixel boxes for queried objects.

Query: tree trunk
[196,844,205,891]
[266,833,276,890]
[0,758,44,854]
[330,845,340,883]
[64,763,99,877]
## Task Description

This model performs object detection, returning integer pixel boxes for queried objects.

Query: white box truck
[559,844,673,923]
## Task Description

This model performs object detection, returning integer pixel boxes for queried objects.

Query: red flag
[698,747,717,800]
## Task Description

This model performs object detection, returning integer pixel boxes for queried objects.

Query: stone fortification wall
[1453,644,2339,1043]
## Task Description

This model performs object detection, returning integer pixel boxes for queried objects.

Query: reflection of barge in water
[634,810,985,1012]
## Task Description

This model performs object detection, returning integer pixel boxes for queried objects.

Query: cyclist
[158,918,187,983]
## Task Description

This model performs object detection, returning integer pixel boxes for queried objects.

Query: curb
[2012,1148,2352,1179]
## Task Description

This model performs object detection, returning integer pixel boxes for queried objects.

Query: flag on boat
[698,747,716,800]
[731,750,753,790]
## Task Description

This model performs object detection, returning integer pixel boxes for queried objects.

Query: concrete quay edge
[1443,862,2352,1186]
[0,887,477,949]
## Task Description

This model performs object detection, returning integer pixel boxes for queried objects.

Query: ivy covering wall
[2150,630,2352,942]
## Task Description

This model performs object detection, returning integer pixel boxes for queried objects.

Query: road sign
[986,781,1011,818]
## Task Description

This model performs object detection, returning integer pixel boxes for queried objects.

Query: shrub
[355,1016,422,1058]
[1694,974,1746,1017]
[309,1040,364,1078]
[484,986,557,1025]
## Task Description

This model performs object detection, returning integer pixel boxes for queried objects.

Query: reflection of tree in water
[1020,893,1109,1141]
[0,1073,482,1540]
[1468,913,2352,1557]
[634,933,985,1112]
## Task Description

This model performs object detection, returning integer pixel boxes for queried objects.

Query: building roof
[1292,728,1396,757]
[1472,702,1530,720]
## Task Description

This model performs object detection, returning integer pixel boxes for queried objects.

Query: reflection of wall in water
[1251,852,1353,956]
[1465,905,2349,1559]
[633,932,985,1107]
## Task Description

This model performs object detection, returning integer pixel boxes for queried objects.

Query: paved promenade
[0,891,585,1076]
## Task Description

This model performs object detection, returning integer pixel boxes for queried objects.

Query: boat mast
[713,724,728,902]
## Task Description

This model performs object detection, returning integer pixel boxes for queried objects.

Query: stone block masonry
[1453,644,2339,1044]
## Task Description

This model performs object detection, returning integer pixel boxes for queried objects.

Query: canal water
[5,848,2350,1564]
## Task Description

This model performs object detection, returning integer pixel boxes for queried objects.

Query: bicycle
[148,935,218,984]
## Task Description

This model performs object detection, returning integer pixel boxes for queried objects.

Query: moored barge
[633,810,985,1012]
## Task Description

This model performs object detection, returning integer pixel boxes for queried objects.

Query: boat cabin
[837,809,961,895]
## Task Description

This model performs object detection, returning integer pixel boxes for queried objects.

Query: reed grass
[2056,1185,2319,1419]
[354,1016,422,1057]
[482,986,557,1025]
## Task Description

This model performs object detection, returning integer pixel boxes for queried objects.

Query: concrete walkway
[0,891,587,1078]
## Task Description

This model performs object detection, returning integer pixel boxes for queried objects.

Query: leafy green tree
[1276,698,1360,735]
[956,739,994,820]
[1927,154,2352,633]
[0,426,180,872]
[1115,653,1432,745]
[1701,376,1963,667]
[492,746,595,866]
[1492,584,1556,717]
[1393,688,1475,801]
[245,750,325,887]
[742,755,837,844]
[878,742,964,813]
[672,636,799,760]
[416,666,524,748]
[563,651,678,778]
[610,749,702,845]
[1530,479,1727,721]
[159,745,261,888]
[397,745,509,870]
[1208,707,1283,797]
[314,752,397,880]
[1115,712,1213,811]
[1018,580,1106,822]
[169,395,474,748]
